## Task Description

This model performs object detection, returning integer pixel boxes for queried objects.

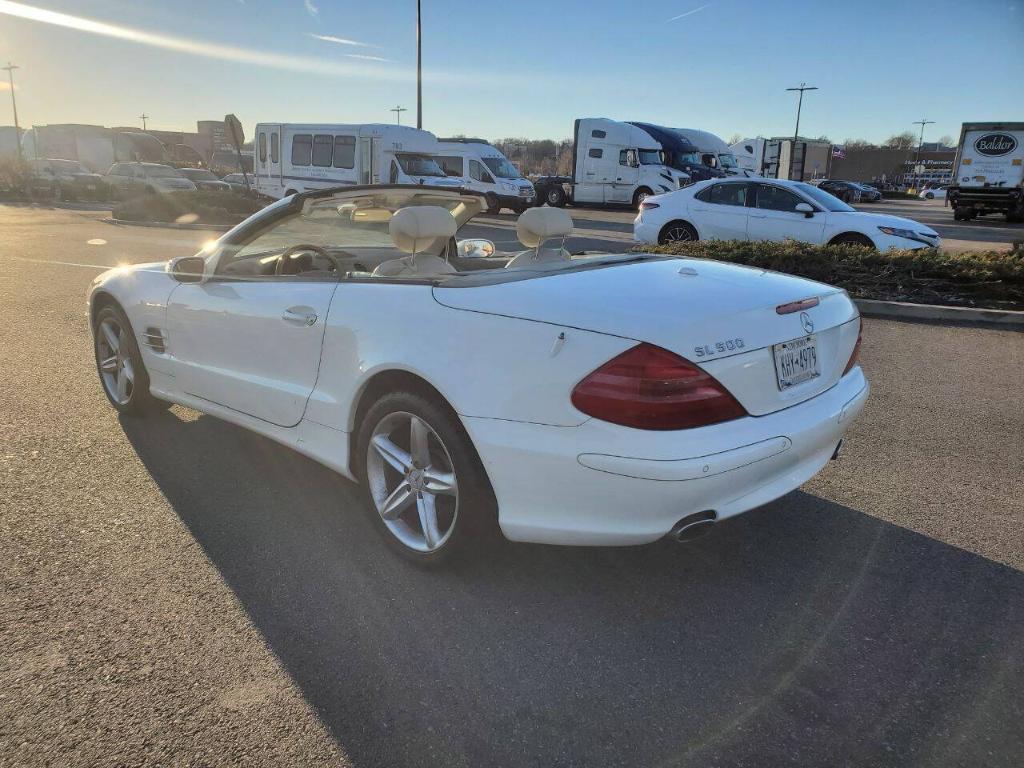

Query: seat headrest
[516,207,573,248]
[389,206,457,255]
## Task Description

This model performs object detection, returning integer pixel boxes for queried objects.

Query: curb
[855,298,1024,331]
[103,217,233,232]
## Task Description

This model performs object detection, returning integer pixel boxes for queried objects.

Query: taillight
[639,201,660,210]
[571,343,747,430]
[843,320,862,375]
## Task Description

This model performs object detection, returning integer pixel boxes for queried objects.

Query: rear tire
[93,304,170,416]
[658,220,699,245]
[485,193,501,215]
[924,192,934,200]
[356,391,500,565]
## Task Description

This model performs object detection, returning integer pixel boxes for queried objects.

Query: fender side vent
[143,327,167,354]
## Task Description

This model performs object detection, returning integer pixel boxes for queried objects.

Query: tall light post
[416,0,422,129]
[3,62,21,160]
[912,119,935,190]
[139,113,149,130]
[786,82,817,180]
[390,105,407,125]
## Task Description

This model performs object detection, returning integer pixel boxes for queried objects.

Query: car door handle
[282,307,318,326]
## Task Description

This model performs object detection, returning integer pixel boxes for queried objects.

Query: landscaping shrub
[638,239,1024,310]
[881,190,921,200]
[112,190,266,225]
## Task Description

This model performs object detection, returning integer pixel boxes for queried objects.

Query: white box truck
[532,118,689,209]
[252,123,462,199]
[434,138,535,214]
[947,122,1024,222]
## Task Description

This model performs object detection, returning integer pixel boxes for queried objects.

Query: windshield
[794,182,856,212]
[396,154,447,177]
[718,154,738,169]
[482,156,522,179]
[145,166,185,178]
[183,169,218,180]
[674,151,701,165]
[638,149,665,165]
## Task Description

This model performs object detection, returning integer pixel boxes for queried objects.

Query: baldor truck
[947,122,1024,222]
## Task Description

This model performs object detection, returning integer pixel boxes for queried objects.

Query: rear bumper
[462,368,869,546]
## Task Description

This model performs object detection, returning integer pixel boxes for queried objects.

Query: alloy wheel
[96,317,135,405]
[365,411,459,553]
[662,225,694,243]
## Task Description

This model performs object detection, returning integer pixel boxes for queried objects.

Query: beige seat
[372,206,458,278]
[504,207,574,269]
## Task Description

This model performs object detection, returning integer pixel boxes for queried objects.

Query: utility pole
[390,105,407,125]
[139,113,149,130]
[3,62,21,160]
[912,119,935,190]
[416,0,422,129]
[785,82,817,180]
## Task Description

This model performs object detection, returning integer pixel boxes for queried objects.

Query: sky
[0,0,1021,145]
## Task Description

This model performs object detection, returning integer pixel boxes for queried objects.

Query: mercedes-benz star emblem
[800,311,814,334]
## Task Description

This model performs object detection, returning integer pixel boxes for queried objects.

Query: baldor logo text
[974,133,1018,157]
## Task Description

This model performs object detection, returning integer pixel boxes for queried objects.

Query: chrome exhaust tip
[669,510,717,543]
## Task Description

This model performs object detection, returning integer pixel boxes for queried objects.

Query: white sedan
[919,186,948,200]
[89,185,868,563]
[635,178,940,250]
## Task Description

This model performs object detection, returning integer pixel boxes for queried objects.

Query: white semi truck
[947,122,1024,222]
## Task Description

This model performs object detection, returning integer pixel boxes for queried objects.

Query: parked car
[815,179,862,204]
[634,178,940,250]
[178,167,232,192]
[854,183,882,202]
[104,162,197,195]
[221,172,251,192]
[919,185,948,200]
[30,158,106,200]
[87,185,868,563]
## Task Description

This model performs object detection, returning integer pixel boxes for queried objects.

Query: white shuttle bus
[434,138,535,214]
[253,123,461,199]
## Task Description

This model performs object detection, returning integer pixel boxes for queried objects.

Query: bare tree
[937,135,955,148]
[883,131,917,149]
[727,133,743,145]
[842,138,875,151]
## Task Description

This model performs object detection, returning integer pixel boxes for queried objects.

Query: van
[435,138,535,213]
[253,123,462,199]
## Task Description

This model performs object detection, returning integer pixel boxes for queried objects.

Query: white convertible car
[635,177,940,250]
[89,185,868,563]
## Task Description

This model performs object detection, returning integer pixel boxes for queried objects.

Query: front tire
[658,220,699,245]
[830,232,875,248]
[356,391,499,564]
[93,304,169,415]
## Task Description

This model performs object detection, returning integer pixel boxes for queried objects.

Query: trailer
[947,122,1024,222]
[532,119,689,209]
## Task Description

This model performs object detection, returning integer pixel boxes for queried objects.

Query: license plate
[773,335,820,390]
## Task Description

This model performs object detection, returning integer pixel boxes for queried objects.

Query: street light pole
[416,0,422,129]
[912,119,935,190]
[3,62,21,160]
[390,105,407,125]
[785,82,817,180]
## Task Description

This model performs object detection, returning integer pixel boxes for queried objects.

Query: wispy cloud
[307,32,379,49]
[0,0,485,84]
[304,0,318,17]
[667,3,711,22]
[345,53,390,62]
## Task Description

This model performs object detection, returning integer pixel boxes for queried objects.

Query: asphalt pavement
[1,203,1022,767]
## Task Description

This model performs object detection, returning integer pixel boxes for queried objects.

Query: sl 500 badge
[694,339,745,358]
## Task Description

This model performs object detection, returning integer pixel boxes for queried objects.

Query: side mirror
[168,255,206,283]
[457,238,496,259]
[794,202,815,218]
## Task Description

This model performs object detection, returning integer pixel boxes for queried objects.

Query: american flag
[832,146,846,160]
